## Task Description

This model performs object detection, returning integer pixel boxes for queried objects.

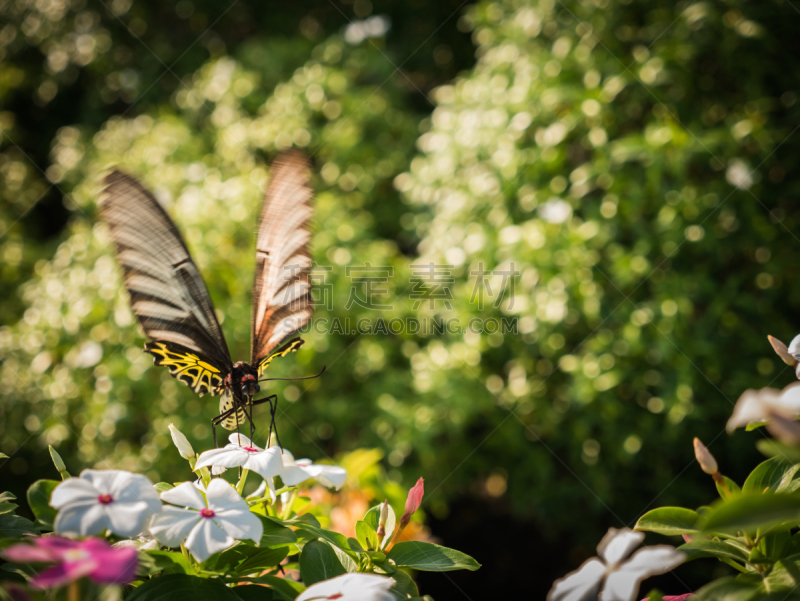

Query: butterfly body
[101,151,317,445]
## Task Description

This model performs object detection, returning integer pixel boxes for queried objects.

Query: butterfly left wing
[144,341,225,397]
[100,170,235,388]
[250,150,314,367]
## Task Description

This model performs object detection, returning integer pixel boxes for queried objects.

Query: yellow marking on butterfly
[257,338,305,377]
[144,341,224,397]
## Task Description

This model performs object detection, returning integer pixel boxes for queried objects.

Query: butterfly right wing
[100,170,234,386]
[250,150,314,366]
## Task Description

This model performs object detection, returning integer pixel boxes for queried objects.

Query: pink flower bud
[693,438,718,475]
[403,478,424,521]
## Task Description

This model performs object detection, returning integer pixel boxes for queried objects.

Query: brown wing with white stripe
[100,170,234,377]
[250,150,314,365]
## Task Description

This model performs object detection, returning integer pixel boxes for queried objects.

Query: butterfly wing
[101,170,234,392]
[251,150,314,368]
[256,337,305,377]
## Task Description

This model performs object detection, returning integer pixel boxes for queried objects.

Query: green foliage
[3,0,800,591]
[386,541,480,572]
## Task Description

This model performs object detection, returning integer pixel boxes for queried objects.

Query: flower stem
[281,489,298,520]
[236,469,250,496]
[68,580,80,601]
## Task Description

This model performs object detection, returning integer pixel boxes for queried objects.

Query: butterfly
[100,150,323,447]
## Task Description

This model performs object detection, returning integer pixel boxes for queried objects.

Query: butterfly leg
[211,404,244,447]
[247,394,278,447]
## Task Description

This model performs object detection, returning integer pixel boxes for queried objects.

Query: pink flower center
[97,494,113,504]
[200,508,215,518]
[328,595,343,600]
[243,446,259,453]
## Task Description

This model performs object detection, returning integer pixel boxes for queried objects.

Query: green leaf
[743,457,800,494]
[634,507,700,536]
[26,480,58,531]
[355,520,378,551]
[387,542,480,572]
[0,453,8,460]
[389,568,419,599]
[282,514,320,528]
[717,476,742,499]
[701,493,800,535]
[678,540,749,564]
[762,555,800,591]
[258,516,298,547]
[364,503,396,549]
[154,482,174,494]
[143,550,196,576]
[294,523,352,553]
[127,574,243,600]
[232,585,275,601]
[0,492,34,538]
[299,540,347,586]
[244,574,304,600]
[213,545,289,576]
[693,577,760,601]
[332,544,359,572]
[757,440,800,464]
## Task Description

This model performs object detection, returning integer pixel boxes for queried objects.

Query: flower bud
[402,477,424,525]
[49,445,70,479]
[693,438,718,475]
[769,335,798,366]
[168,423,195,460]
[388,477,425,550]
[376,499,389,545]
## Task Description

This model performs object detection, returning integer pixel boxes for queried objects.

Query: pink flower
[402,477,424,522]
[1,536,138,589]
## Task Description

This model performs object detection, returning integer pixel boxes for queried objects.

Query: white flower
[51,469,161,538]
[297,573,396,601]
[547,528,685,601]
[727,382,800,432]
[168,423,195,460]
[195,434,283,480]
[278,449,348,490]
[149,479,262,562]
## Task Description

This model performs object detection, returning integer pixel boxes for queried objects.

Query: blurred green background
[2,0,800,596]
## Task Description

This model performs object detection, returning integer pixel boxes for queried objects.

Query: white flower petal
[107,472,161,513]
[280,464,312,486]
[297,573,396,601]
[205,478,249,512]
[598,528,643,565]
[242,447,283,479]
[789,334,800,358]
[50,478,98,508]
[601,547,685,601]
[54,501,110,536]
[546,558,606,601]
[161,482,208,510]
[227,433,260,449]
[195,447,249,470]
[214,509,263,543]
[304,464,347,490]
[149,506,201,547]
[81,469,125,496]
[105,501,153,537]
[185,516,234,562]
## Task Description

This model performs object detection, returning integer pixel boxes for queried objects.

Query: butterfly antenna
[259,365,326,383]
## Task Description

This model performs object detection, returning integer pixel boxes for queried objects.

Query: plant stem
[281,489,298,520]
[236,469,250,496]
